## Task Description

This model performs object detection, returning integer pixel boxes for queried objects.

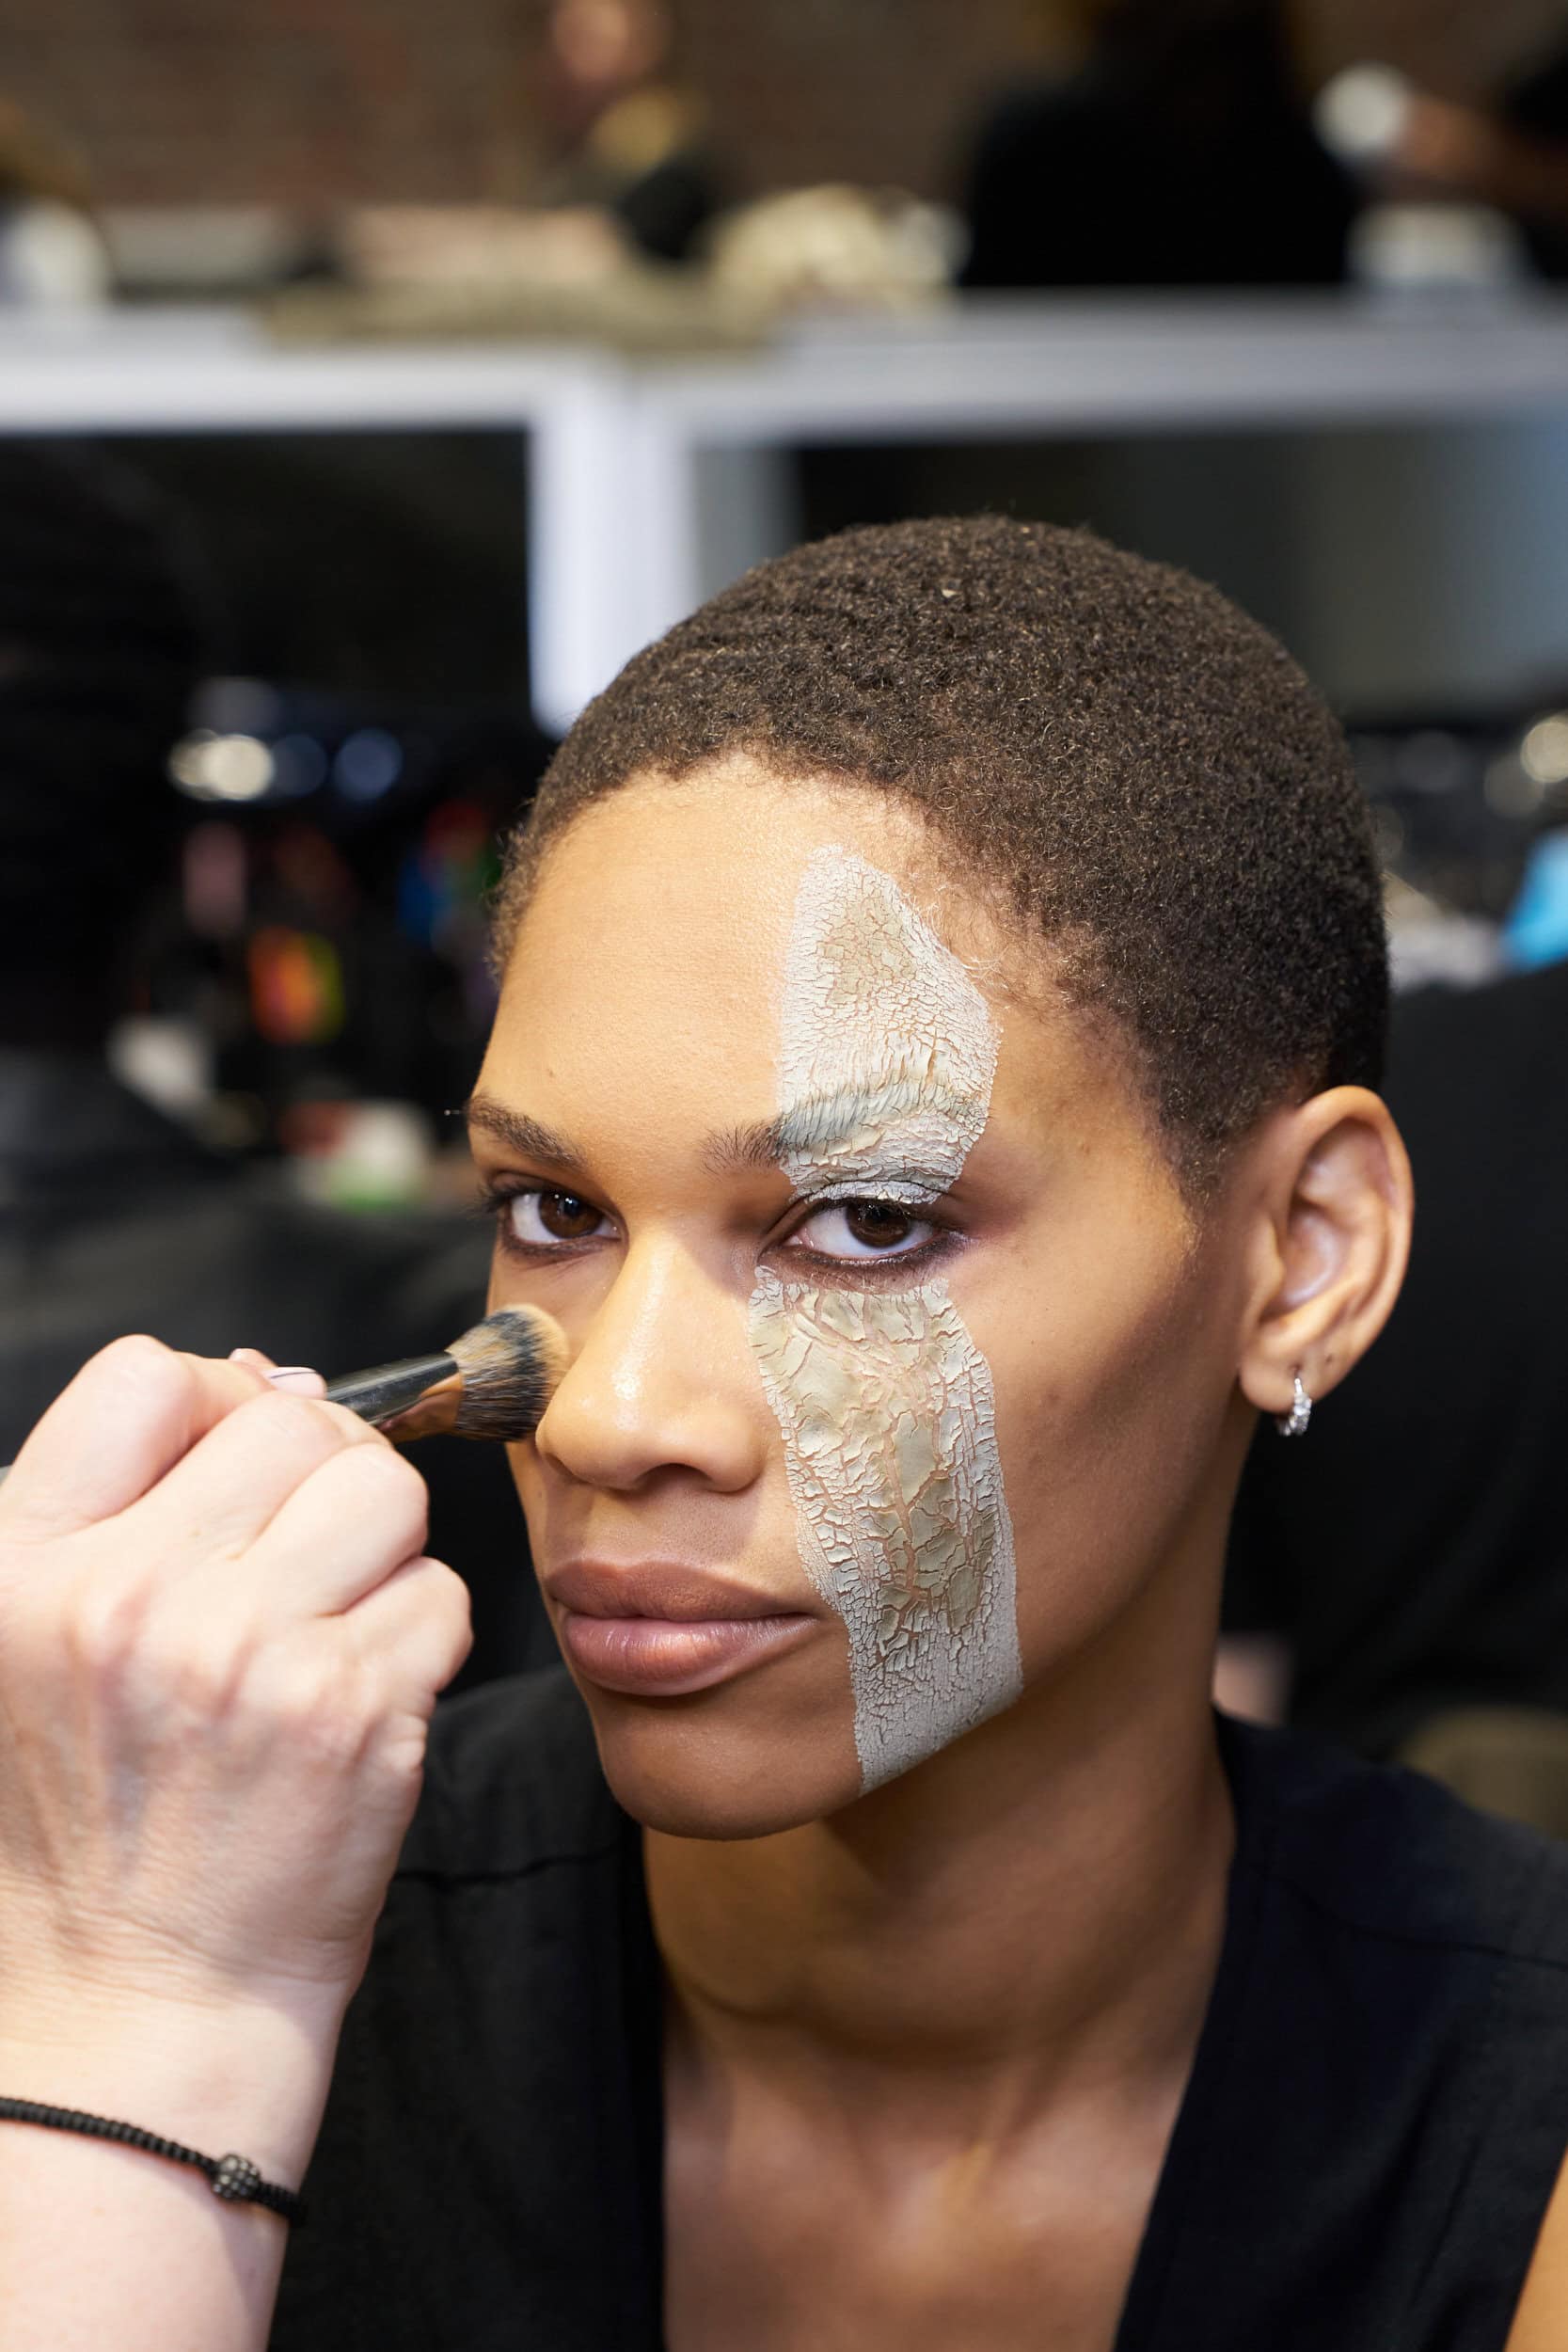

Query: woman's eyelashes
[784,1200,942,1264]
[494,1186,612,1250]
[480,1181,955,1274]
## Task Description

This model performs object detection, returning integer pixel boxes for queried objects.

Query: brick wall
[1301,0,1566,104]
[0,0,1049,210]
[0,0,527,206]
[0,0,1557,214]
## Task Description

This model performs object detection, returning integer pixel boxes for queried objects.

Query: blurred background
[5,0,1568,1165]
[5,0,1568,1759]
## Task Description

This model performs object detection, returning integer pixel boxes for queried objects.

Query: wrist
[0,1993,342,2189]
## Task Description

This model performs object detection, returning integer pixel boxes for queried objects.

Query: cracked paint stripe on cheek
[748,847,1022,1791]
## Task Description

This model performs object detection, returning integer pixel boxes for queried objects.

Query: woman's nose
[533,1239,768,1495]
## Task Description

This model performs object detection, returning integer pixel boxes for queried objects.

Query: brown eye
[789,1200,936,1263]
[843,1202,915,1250]
[504,1189,608,1247]
[536,1191,602,1240]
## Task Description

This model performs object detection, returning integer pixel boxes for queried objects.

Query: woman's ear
[1236,1086,1414,1425]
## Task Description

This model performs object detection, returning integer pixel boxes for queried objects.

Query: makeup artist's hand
[0,1335,473,2043]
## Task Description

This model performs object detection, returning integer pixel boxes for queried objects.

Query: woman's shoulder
[397,1663,620,1883]
[1225,1711,1568,1976]
[1121,1722,1568,2349]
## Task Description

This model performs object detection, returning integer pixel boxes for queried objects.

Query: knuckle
[420,1552,472,1629]
[316,1399,388,1447]
[239,1391,394,1467]
[229,1389,373,1483]
[237,1387,336,1447]
[430,1553,468,1605]
[346,1554,473,1692]
[329,1441,429,1529]
[442,1578,476,1674]
[407,1557,474,1684]
[266,1649,372,1771]
[90,1333,196,1416]
[92,1331,174,1375]
[163,1623,250,1721]
[61,1570,156,1680]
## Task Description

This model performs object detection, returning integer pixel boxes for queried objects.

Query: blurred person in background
[0,94,107,307]
[959,0,1357,290]
[340,0,719,309]
[960,0,1568,294]
[1380,33,1568,280]
[1225,953,1568,1828]
[526,0,720,265]
[0,442,540,1686]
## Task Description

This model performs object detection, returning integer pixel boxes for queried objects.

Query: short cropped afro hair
[497,516,1386,1196]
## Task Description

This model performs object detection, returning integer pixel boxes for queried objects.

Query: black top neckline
[621,1709,1276,2350]
[277,1669,1568,2351]
[1109,1711,1276,2344]
[620,1704,1565,2348]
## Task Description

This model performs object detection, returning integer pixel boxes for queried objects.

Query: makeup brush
[317,1306,567,1443]
[0,1307,567,1486]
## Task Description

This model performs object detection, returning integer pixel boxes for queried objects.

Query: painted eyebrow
[466,1079,980,1180]
[703,1113,796,1174]
[707,1080,981,1173]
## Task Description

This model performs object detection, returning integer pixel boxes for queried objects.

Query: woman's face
[473,766,1255,1836]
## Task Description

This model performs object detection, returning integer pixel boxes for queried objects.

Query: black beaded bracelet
[0,2095,307,2225]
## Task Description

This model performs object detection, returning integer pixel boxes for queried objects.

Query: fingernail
[266,1367,327,1395]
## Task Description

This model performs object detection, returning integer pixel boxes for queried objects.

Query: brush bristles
[447,1307,568,1440]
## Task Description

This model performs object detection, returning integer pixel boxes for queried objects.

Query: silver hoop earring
[1275,1372,1312,1438]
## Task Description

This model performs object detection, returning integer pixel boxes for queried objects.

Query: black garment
[613,151,720,266]
[0,1046,550,1690]
[960,14,1355,291]
[273,1666,1568,2350]
[1226,961,1568,1758]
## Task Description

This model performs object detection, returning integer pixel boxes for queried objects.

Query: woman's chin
[580,1684,863,1840]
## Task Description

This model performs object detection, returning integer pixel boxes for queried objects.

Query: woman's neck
[645,1580,1234,2136]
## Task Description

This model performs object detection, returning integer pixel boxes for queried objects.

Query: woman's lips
[557,1608,816,1696]
[545,1562,818,1696]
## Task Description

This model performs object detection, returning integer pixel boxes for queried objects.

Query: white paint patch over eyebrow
[775,850,999,1202]
[748,846,1022,1791]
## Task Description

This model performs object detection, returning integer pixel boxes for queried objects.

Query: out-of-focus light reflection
[1484,753,1543,819]
[269,733,329,799]
[182,818,247,939]
[168,729,276,803]
[1520,716,1568,787]
[1392,730,1465,796]
[249,927,345,1045]
[1313,65,1411,169]
[334,728,404,802]
[192,677,283,736]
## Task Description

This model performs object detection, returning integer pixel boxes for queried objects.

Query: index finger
[0,1336,270,1540]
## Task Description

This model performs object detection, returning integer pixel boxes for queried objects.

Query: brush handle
[0,1349,463,1489]
[324,1353,457,1429]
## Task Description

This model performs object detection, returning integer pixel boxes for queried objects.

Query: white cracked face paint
[748,847,1022,1790]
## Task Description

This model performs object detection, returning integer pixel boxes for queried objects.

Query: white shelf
[634,294,1568,439]
[5,294,1568,728]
